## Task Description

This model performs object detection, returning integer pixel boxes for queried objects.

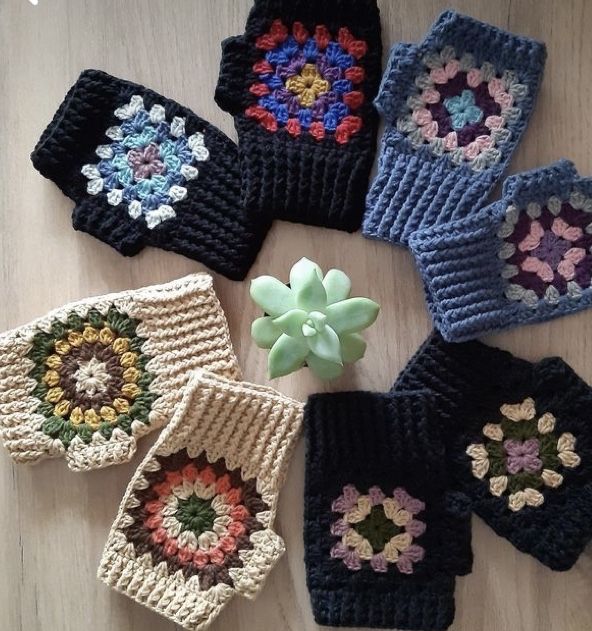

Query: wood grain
[1,1,591,629]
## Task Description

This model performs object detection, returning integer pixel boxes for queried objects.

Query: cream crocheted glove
[0,274,240,471]
[98,370,303,631]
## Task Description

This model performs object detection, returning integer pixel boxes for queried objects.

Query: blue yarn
[408,160,592,342]
[362,10,547,247]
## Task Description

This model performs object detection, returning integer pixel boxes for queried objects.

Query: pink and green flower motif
[467,398,581,512]
[397,46,528,170]
[122,449,270,589]
[329,484,426,574]
[82,95,210,229]
[28,307,157,448]
[246,20,368,144]
[499,192,592,307]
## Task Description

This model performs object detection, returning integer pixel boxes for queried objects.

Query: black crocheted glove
[393,332,592,571]
[215,0,382,232]
[31,69,270,280]
[304,390,472,630]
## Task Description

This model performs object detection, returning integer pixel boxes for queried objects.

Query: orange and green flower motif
[122,449,270,589]
[28,307,157,447]
[467,397,581,511]
[329,484,426,574]
[246,19,368,144]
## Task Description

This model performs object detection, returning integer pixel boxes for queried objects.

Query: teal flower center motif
[175,495,217,535]
[444,89,483,130]
[81,95,210,229]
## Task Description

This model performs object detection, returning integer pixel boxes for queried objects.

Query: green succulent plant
[250,258,380,380]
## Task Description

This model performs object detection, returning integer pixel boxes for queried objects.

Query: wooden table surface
[1,1,591,629]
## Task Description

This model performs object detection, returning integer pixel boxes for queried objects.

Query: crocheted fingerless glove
[99,370,303,631]
[31,69,270,280]
[215,0,382,232]
[409,160,592,341]
[363,10,546,246]
[393,332,592,571]
[0,274,240,471]
[304,390,472,630]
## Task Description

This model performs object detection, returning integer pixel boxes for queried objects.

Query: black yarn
[31,69,270,281]
[215,0,382,232]
[304,390,473,630]
[393,332,592,571]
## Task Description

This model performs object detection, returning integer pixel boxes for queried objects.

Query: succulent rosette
[250,258,380,379]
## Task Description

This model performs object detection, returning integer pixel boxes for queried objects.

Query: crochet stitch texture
[304,390,472,630]
[98,370,303,631]
[363,10,546,246]
[409,160,592,341]
[215,0,382,232]
[393,331,592,571]
[31,69,270,281]
[0,274,240,471]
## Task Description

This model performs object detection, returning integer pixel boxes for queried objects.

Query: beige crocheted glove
[98,370,303,631]
[0,274,240,471]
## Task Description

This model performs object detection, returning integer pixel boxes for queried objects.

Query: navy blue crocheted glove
[31,69,270,280]
[215,0,382,232]
[363,10,546,246]
[304,390,472,630]
[408,160,592,341]
[393,331,592,571]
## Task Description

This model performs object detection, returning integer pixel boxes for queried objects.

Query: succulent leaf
[289,257,323,294]
[272,309,308,338]
[340,332,367,363]
[250,276,295,316]
[306,325,342,364]
[306,354,344,379]
[268,334,309,379]
[302,323,316,337]
[251,316,282,349]
[295,267,327,312]
[323,269,352,304]
[308,311,327,330]
[326,298,380,335]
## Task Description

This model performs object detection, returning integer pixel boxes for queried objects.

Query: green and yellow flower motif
[467,397,581,511]
[28,307,157,447]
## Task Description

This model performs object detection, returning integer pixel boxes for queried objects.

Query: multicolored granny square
[499,190,592,307]
[329,484,426,574]
[28,307,156,449]
[82,95,210,228]
[396,45,528,171]
[120,449,271,589]
[246,19,368,143]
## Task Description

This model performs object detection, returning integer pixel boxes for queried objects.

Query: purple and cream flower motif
[467,397,581,511]
[81,95,210,229]
[396,45,528,171]
[499,191,592,307]
[329,484,426,574]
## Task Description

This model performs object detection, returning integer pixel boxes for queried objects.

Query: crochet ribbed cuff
[31,69,270,280]
[304,390,472,630]
[98,370,303,631]
[215,0,382,232]
[392,331,592,571]
[408,160,592,341]
[362,10,546,246]
[0,274,240,471]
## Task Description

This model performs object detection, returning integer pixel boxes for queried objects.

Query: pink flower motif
[396,544,425,574]
[370,552,388,572]
[405,518,427,538]
[393,487,425,514]
[330,518,350,536]
[504,438,543,474]
[368,485,386,505]
[127,142,165,179]
[331,484,360,512]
